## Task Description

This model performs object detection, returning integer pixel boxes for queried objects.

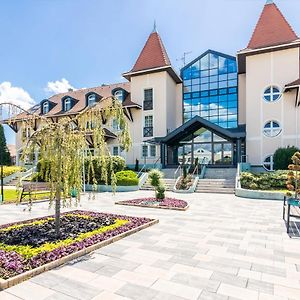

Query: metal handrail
[192,164,199,177]
[137,164,147,178]
[153,157,161,169]
[174,164,182,180]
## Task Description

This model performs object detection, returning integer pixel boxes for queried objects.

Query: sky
[0,0,299,144]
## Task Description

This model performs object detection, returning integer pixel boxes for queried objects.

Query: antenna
[176,51,192,67]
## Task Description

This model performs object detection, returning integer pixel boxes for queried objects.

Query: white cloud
[0,81,35,109]
[45,78,76,95]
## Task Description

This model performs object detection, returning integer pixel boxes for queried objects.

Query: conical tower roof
[247,1,298,49]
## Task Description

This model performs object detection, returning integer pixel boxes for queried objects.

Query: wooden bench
[282,196,300,234]
[19,182,50,203]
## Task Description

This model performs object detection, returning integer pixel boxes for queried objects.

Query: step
[195,189,235,194]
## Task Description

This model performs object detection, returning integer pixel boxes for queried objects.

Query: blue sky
[0,0,299,144]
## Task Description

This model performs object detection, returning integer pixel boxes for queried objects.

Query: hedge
[115,170,139,186]
[273,146,300,170]
[240,171,288,190]
[3,166,25,178]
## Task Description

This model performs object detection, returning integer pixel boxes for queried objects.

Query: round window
[263,121,282,137]
[263,155,274,171]
[263,86,281,102]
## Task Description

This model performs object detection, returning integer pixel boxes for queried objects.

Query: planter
[235,187,285,201]
[85,184,139,192]
[173,176,199,193]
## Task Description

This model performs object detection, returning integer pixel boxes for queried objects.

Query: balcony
[143,126,153,137]
[143,100,153,110]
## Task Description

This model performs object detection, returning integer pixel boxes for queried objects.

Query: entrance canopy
[161,116,245,146]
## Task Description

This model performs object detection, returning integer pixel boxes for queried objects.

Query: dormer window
[87,94,96,106]
[114,90,123,102]
[42,101,49,114]
[64,97,72,111]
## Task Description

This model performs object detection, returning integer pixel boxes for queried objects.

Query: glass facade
[182,50,238,128]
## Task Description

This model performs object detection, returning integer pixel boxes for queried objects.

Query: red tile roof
[131,31,171,72]
[247,2,298,50]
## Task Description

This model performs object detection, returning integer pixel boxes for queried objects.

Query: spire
[247,1,298,49]
[152,20,157,33]
[130,30,171,72]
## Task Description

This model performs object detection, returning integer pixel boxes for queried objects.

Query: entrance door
[213,143,233,165]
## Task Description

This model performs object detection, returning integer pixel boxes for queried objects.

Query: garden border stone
[0,217,158,290]
[115,201,189,211]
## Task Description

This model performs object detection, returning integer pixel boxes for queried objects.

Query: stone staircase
[140,178,176,191]
[195,167,236,194]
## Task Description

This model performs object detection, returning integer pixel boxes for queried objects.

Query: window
[112,118,120,131]
[64,98,72,111]
[263,155,274,171]
[87,94,96,106]
[182,51,238,128]
[114,90,123,101]
[150,145,156,157]
[144,89,153,110]
[42,101,49,114]
[23,127,31,139]
[144,115,153,137]
[263,86,281,102]
[263,121,282,137]
[142,145,148,158]
[112,146,119,156]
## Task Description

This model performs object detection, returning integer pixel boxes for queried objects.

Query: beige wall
[238,73,246,125]
[243,47,300,167]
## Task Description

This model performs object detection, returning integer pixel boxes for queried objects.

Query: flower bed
[0,210,157,286]
[115,198,189,211]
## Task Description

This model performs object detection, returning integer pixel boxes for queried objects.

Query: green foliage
[286,152,300,199]
[0,124,11,165]
[148,169,163,187]
[155,185,165,199]
[148,169,165,200]
[273,146,299,170]
[115,170,139,186]
[183,165,187,179]
[3,166,25,178]
[176,174,193,190]
[240,171,288,190]
[84,156,125,184]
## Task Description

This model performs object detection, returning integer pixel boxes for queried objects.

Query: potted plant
[286,152,300,205]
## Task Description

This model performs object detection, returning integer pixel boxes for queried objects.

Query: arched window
[42,101,49,114]
[263,121,282,137]
[87,94,96,106]
[263,155,274,171]
[263,86,281,102]
[64,97,72,111]
[114,90,123,101]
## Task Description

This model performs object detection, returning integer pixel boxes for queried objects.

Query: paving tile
[198,290,229,300]
[217,283,259,300]
[113,269,157,287]
[91,291,130,300]
[247,279,274,294]
[152,279,202,300]
[211,271,248,288]
[30,272,68,288]
[116,283,158,300]
[88,275,125,292]
[4,282,55,300]
[0,292,23,300]
[51,279,102,300]
[274,284,300,299]
[44,293,77,300]
[95,265,123,277]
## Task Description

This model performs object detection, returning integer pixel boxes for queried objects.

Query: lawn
[2,189,52,204]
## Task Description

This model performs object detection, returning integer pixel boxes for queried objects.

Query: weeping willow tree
[4,97,131,237]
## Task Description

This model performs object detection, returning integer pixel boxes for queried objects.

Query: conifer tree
[0,124,11,165]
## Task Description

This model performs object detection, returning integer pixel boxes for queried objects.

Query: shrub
[148,169,165,200]
[240,171,288,190]
[84,156,125,184]
[3,166,25,178]
[115,170,139,186]
[273,146,300,170]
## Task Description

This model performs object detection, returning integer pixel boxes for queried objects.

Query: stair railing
[153,157,161,169]
[137,164,147,178]
[174,164,182,180]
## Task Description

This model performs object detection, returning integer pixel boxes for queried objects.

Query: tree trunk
[55,141,62,238]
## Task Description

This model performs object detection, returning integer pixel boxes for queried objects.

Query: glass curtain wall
[182,50,238,128]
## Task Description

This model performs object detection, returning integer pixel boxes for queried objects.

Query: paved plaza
[0,191,300,300]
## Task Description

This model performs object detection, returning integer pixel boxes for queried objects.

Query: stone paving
[0,191,300,300]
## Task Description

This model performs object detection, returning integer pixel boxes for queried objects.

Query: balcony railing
[143,100,153,110]
[143,126,153,137]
